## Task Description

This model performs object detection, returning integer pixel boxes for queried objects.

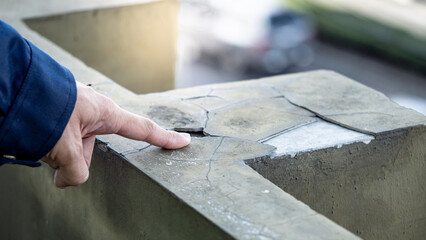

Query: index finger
[113,108,191,149]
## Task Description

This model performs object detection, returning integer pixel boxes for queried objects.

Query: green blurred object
[285,0,426,73]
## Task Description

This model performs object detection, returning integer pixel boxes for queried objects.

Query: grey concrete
[249,127,426,240]
[268,70,426,135]
[1,1,425,239]
[205,98,316,141]
[0,144,233,240]
[123,94,207,132]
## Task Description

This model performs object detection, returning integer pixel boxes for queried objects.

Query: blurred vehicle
[180,0,316,75]
[287,0,426,74]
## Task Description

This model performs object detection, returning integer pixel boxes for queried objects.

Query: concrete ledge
[1,1,425,239]
[0,145,232,240]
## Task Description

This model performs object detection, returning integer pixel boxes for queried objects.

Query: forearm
[0,20,76,164]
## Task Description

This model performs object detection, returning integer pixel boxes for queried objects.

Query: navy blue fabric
[0,156,41,167]
[0,20,77,163]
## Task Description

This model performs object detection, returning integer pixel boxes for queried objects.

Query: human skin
[42,82,191,188]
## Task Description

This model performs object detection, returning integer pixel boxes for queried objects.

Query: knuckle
[163,131,175,149]
[68,171,89,186]
[143,119,156,138]
[101,96,121,132]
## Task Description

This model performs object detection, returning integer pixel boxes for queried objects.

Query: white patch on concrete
[264,121,374,157]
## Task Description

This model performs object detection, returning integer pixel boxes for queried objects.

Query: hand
[42,82,191,188]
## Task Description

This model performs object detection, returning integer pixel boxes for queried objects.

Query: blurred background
[175,0,426,115]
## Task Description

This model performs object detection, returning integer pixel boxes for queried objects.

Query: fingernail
[180,133,191,142]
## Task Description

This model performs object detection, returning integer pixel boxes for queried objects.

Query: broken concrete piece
[278,70,426,134]
[1,3,424,237]
[121,94,207,132]
[204,98,316,141]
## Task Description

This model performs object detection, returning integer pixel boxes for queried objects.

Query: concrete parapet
[1,1,425,239]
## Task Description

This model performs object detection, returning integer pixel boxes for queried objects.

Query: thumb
[54,144,90,188]
[54,162,89,188]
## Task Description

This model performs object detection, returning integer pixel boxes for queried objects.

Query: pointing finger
[114,108,191,149]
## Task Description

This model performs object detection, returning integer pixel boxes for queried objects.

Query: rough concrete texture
[205,98,316,141]
[275,70,426,135]
[124,94,207,132]
[0,146,234,240]
[249,127,426,240]
[1,1,426,239]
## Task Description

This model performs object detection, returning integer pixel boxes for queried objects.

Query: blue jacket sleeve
[0,20,77,166]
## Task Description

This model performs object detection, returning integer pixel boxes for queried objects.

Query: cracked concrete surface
[204,98,316,141]
[87,70,425,239]
[1,1,426,239]
[278,71,426,135]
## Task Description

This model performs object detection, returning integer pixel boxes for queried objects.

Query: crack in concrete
[120,144,152,156]
[173,127,205,133]
[319,114,377,136]
[183,95,225,101]
[179,88,221,101]
[204,109,210,130]
[224,188,240,198]
[283,96,378,136]
[258,120,319,143]
[325,111,395,117]
[206,137,225,182]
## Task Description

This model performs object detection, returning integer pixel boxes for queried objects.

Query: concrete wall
[0,144,232,240]
[2,0,426,238]
[248,127,426,240]
[25,0,178,94]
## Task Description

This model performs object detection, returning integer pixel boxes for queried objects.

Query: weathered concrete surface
[124,94,208,132]
[1,1,426,239]
[2,69,425,240]
[271,70,426,135]
[205,98,316,141]
[249,127,426,240]
[122,137,356,239]
[0,145,233,240]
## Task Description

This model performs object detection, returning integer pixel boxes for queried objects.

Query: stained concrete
[1,1,426,239]
[205,98,316,141]
[124,94,207,132]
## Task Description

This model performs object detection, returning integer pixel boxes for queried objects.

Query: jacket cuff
[0,40,77,160]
